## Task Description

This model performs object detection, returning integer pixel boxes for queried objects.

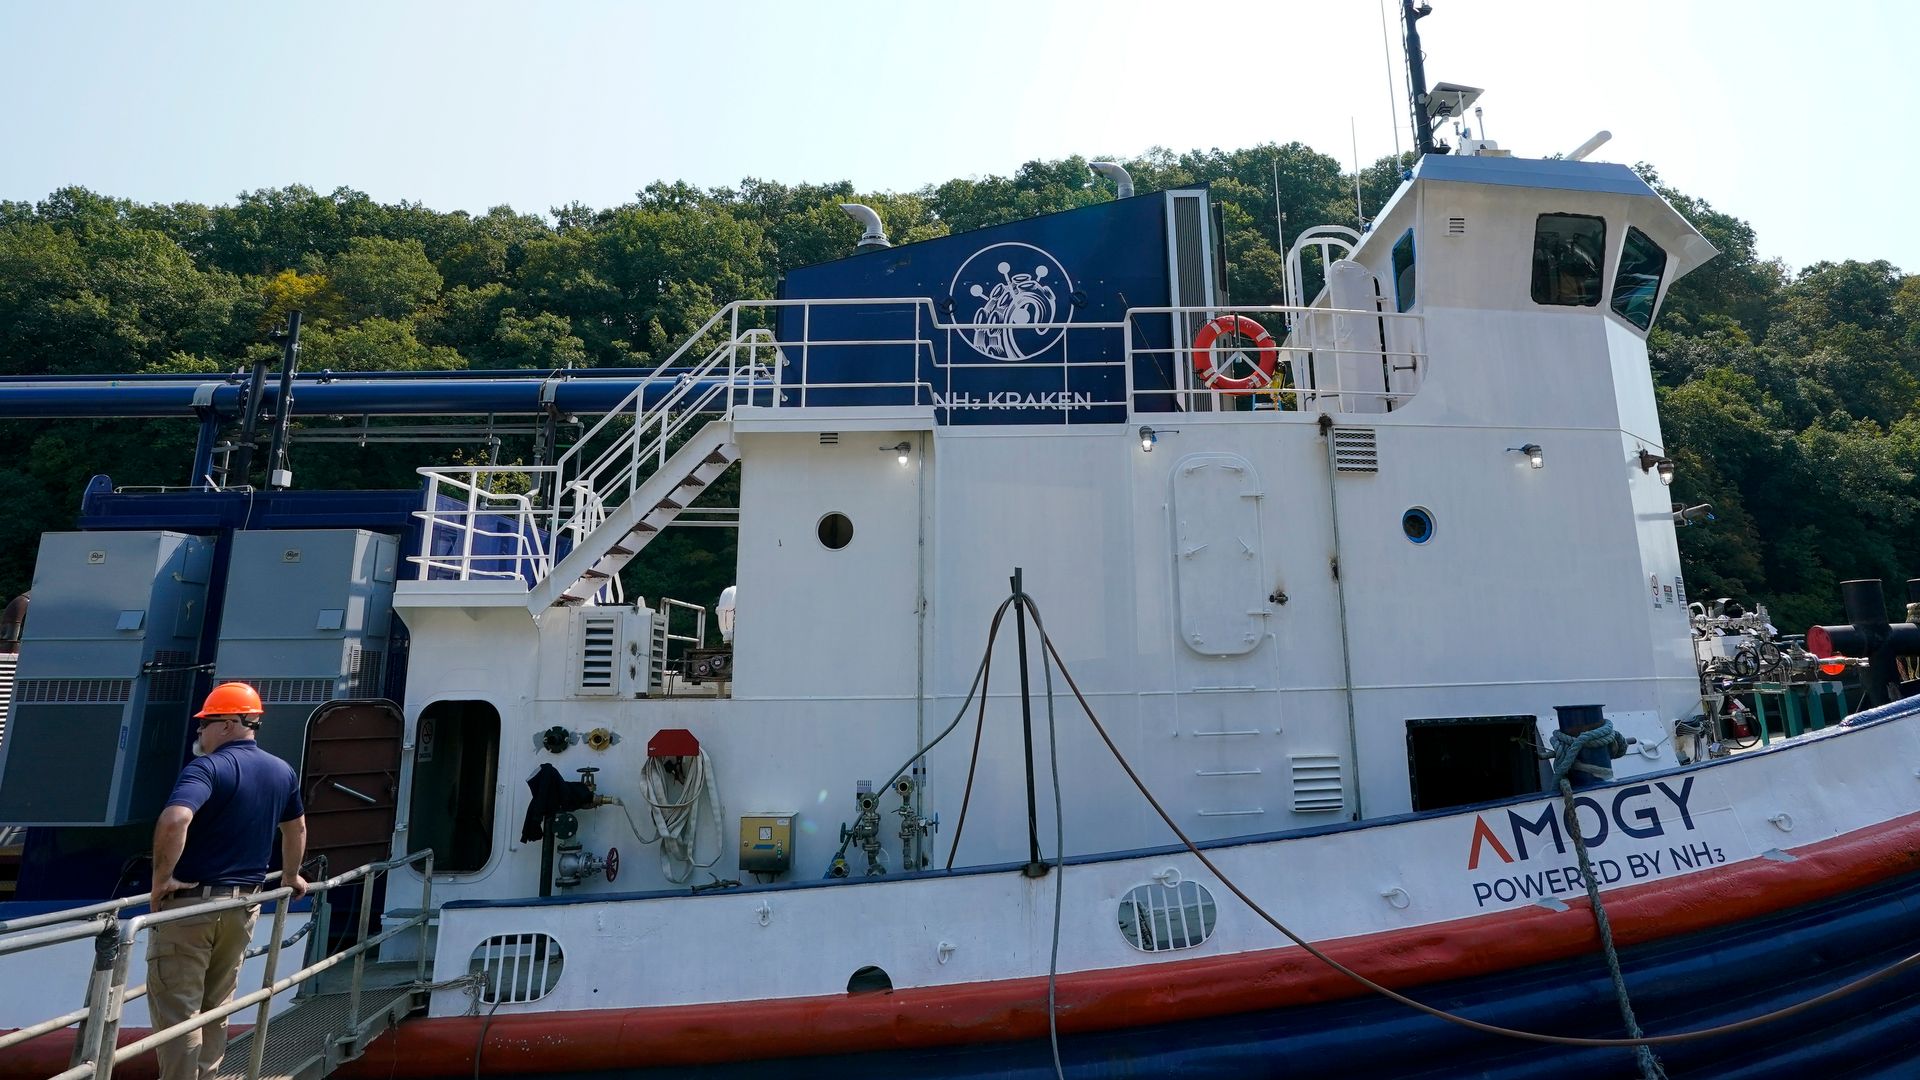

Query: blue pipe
[0,378,774,419]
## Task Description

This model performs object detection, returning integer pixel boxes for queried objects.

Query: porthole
[1402,507,1435,545]
[468,933,564,1003]
[1117,880,1218,952]
[817,512,854,550]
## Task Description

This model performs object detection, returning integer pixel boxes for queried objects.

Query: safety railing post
[68,918,117,1071]
[344,870,378,1036]
[415,852,434,985]
[244,895,290,1080]
[419,474,442,580]
[458,475,478,582]
[87,923,137,1080]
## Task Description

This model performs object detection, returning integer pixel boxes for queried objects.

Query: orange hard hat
[195,682,264,718]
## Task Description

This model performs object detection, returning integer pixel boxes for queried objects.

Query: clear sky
[1,0,1910,274]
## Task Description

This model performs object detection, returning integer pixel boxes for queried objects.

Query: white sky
[1,0,1910,274]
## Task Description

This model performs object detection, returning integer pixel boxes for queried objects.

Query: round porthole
[1402,507,1435,545]
[817,512,854,550]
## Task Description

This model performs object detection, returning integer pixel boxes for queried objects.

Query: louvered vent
[252,678,333,704]
[349,648,385,698]
[1447,216,1467,236]
[0,653,16,752]
[1290,754,1346,813]
[818,432,840,446]
[575,613,620,696]
[18,678,132,704]
[1331,428,1379,473]
[146,650,195,702]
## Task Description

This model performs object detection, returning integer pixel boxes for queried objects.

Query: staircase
[531,422,739,610]
[411,310,766,608]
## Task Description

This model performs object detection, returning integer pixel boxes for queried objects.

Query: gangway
[0,851,437,1080]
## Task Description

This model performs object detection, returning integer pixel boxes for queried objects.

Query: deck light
[1637,449,1676,485]
[1140,426,1157,452]
[883,440,912,466]
[1508,443,1543,469]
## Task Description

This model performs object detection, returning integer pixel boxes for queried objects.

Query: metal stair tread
[214,962,419,1080]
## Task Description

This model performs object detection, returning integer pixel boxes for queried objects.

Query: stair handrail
[22,848,436,1080]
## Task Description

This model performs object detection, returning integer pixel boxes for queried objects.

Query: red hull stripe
[12,810,1920,1079]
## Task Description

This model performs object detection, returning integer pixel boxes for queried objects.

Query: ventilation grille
[0,653,16,752]
[19,678,132,704]
[1331,428,1379,473]
[146,650,194,702]
[249,678,333,705]
[468,933,564,1004]
[1447,216,1467,236]
[1290,754,1346,813]
[348,648,385,698]
[578,613,619,693]
[818,432,840,446]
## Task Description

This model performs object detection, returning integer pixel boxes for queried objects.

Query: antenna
[1401,0,1437,156]
[1378,0,1403,166]
[1350,118,1365,229]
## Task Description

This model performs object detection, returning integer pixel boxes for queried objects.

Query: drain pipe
[1318,414,1364,819]
[1089,161,1133,199]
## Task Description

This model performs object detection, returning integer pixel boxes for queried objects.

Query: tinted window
[1392,230,1416,312]
[1611,226,1668,330]
[1531,213,1606,307]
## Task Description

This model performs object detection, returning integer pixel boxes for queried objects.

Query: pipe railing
[15,850,435,1080]
[407,294,1427,587]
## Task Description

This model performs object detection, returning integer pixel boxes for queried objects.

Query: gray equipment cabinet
[212,530,398,770]
[0,531,213,826]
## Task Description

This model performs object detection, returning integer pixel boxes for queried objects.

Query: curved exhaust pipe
[1090,161,1133,199]
[839,203,891,249]
[1566,131,1612,162]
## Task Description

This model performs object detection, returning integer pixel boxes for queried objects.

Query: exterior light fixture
[1637,449,1676,485]
[1508,443,1543,469]
[1138,425,1177,452]
[883,441,912,466]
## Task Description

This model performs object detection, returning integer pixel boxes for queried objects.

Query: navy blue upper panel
[777,194,1186,424]
[1413,154,1660,198]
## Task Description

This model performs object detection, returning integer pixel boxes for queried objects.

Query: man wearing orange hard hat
[147,682,307,1080]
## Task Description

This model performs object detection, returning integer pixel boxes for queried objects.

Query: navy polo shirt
[166,739,304,887]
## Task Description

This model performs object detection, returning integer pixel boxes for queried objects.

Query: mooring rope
[1015,591,1920,1051]
[1550,721,1668,1079]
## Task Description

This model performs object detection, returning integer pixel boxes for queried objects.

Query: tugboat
[3,13,1919,1080]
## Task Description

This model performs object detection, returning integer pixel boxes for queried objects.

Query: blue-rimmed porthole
[1402,507,1435,545]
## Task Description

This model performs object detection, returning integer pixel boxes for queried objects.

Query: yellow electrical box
[739,813,795,875]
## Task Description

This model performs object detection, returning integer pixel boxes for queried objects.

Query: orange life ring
[1191,315,1278,394]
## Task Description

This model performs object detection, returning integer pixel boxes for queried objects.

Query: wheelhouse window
[1391,229,1417,312]
[1531,213,1606,307]
[1611,226,1668,331]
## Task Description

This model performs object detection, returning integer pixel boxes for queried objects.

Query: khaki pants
[147,896,259,1080]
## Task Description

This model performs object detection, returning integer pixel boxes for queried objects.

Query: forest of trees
[0,145,1915,632]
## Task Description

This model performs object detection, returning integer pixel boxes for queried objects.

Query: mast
[1401,0,1437,157]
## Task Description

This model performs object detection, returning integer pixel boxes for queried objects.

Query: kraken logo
[948,242,1075,362]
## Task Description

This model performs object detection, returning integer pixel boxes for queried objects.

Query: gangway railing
[1,850,434,1080]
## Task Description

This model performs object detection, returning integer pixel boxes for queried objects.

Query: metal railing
[1128,303,1427,414]
[0,850,433,1080]
[406,294,1426,585]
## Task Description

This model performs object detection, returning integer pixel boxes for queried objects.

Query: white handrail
[24,850,436,1080]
